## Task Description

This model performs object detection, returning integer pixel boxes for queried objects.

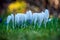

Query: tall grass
[0,17,60,40]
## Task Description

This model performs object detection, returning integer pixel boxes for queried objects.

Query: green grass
[0,17,60,40]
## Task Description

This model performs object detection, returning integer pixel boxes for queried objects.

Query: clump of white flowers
[6,9,50,30]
